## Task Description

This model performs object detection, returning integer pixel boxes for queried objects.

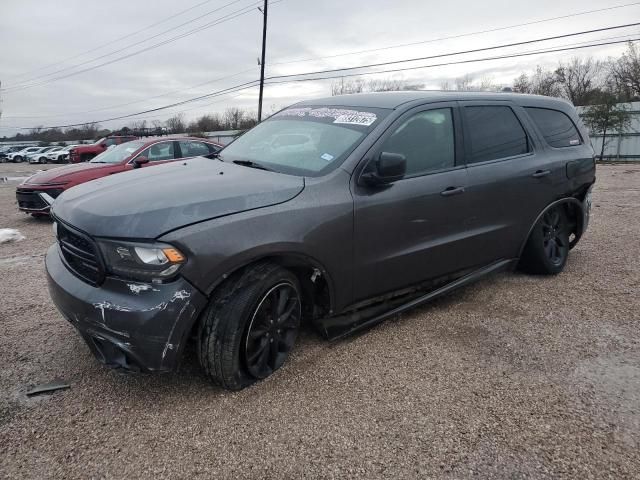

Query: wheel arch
[517,197,585,259]
[204,251,336,319]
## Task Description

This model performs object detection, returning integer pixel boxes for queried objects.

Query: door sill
[318,258,518,341]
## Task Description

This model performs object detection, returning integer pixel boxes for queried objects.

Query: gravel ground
[0,163,639,479]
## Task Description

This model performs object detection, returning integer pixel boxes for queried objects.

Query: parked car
[68,136,138,163]
[44,145,79,163]
[5,146,42,162]
[16,137,221,215]
[45,92,595,390]
[27,146,63,164]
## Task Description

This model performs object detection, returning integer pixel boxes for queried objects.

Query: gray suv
[46,92,595,390]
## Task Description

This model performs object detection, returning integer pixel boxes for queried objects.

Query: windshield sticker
[277,107,378,126]
[320,153,334,162]
[333,112,377,127]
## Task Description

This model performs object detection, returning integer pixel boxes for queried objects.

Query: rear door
[459,101,557,262]
[352,102,477,302]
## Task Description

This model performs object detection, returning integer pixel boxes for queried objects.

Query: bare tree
[439,80,452,91]
[223,108,245,130]
[609,42,640,100]
[512,73,532,94]
[165,113,186,134]
[331,77,365,96]
[129,120,147,131]
[554,57,604,106]
[455,74,475,91]
[367,78,422,92]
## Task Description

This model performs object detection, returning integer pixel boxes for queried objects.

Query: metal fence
[579,102,640,162]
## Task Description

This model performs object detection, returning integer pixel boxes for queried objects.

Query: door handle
[532,169,551,178]
[440,186,465,197]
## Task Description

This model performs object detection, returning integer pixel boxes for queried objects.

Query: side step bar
[320,258,518,341]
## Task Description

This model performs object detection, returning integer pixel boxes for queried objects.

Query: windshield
[220,106,389,176]
[90,140,145,164]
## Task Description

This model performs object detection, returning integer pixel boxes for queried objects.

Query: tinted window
[139,142,176,162]
[380,108,455,176]
[179,141,211,158]
[464,106,529,163]
[525,107,582,148]
[104,138,118,147]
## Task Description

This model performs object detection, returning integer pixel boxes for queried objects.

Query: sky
[0,0,638,137]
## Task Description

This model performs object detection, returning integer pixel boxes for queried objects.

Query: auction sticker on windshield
[276,107,379,128]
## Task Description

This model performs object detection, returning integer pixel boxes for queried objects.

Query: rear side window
[525,107,582,148]
[179,141,211,158]
[464,106,529,163]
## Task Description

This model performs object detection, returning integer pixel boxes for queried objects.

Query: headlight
[97,239,186,282]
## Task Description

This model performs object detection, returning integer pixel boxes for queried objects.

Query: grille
[57,222,105,285]
[16,189,48,210]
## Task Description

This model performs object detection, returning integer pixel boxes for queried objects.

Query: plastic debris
[25,380,70,397]
[0,229,25,244]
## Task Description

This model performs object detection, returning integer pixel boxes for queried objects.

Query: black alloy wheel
[541,208,568,266]
[244,282,301,379]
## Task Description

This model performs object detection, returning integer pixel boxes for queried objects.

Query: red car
[68,135,139,163]
[16,137,222,216]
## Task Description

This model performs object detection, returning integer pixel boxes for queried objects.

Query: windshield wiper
[232,159,272,171]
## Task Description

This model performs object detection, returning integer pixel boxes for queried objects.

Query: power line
[6,0,220,81]
[3,2,635,118]
[265,38,640,86]
[1,0,274,93]
[270,1,640,67]
[263,22,640,81]
[12,36,637,130]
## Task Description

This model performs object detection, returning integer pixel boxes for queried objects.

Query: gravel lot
[0,162,639,479]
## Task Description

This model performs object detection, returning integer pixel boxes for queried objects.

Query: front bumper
[45,244,207,372]
[16,187,60,213]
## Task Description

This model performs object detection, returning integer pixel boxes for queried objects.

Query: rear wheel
[519,205,570,275]
[198,263,302,390]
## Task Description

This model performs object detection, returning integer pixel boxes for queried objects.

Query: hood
[24,162,113,185]
[52,157,305,238]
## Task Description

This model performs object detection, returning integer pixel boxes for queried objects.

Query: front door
[352,103,475,303]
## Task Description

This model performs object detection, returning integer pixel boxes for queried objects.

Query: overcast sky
[0,0,637,136]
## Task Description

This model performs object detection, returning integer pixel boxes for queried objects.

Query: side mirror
[133,156,149,168]
[361,152,407,186]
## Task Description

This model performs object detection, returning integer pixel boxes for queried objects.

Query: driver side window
[380,108,455,176]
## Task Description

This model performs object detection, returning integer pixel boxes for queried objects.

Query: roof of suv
[295,91,573,110]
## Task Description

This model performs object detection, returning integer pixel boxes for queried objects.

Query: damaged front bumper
[45,244,207,373]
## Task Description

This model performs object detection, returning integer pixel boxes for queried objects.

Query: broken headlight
[97,239,186,282]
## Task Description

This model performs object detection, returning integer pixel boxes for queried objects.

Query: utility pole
[257,0,268,122]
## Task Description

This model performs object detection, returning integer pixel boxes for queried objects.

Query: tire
[198,262,302,390]
[14,156,22,163]
[519,205,570,275]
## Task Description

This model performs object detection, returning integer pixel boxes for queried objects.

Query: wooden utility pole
[257,0,268,122]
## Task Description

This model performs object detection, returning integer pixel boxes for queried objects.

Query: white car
[44,145,79,163]
[27,146,63,164]
[6,146,41,162]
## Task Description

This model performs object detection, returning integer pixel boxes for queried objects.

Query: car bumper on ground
[45,244,207,372]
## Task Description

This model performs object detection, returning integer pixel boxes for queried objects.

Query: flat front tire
[197,262,302,390]
[519,206,570,275]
